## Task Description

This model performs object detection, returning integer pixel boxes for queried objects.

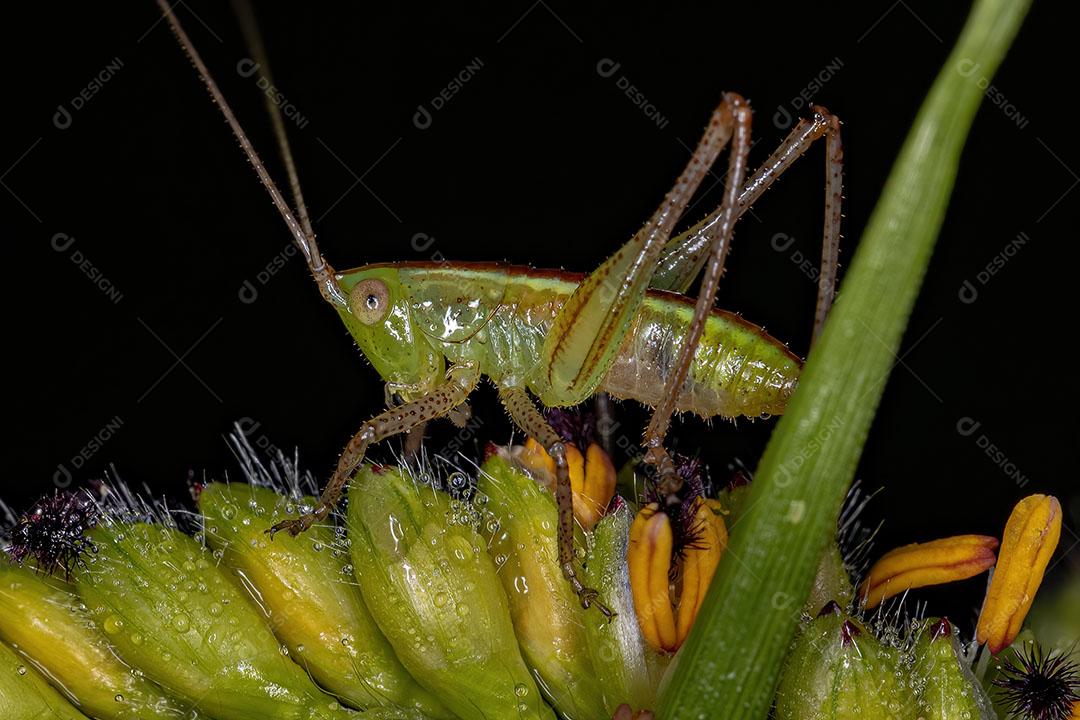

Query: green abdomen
[397,263,801,420]
[601,294,800,419]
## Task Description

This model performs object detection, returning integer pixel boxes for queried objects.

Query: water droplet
[16,665,26,675]
[172,614,191,633]
[103,615,123,634]
[221,505,236,520]
[114,693,124,702]
[434,592,448,608]
[514,683,529,697]
[130,632,144,646]
[208,602,223,617]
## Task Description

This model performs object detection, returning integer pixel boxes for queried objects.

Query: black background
[4,2,1076,631]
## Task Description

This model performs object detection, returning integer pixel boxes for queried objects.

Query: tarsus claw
[265,514,316,539]
[579,587,617,621]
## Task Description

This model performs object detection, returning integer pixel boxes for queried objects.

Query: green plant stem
[657,0,1032,717]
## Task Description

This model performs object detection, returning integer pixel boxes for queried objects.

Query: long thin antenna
[230,0,316,245]
[154,0,345,307]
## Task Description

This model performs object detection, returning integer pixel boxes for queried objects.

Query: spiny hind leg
[498,385,615,620]
[651,107,844,344]
[642,95,753,496]
[268,364,481,537]
[539,95,741,407]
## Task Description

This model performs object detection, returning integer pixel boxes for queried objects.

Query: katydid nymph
[157,1,842,618]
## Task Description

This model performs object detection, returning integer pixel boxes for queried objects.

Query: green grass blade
[657,0,1032,716]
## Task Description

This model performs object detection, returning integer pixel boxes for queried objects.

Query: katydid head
[336,266,444,398]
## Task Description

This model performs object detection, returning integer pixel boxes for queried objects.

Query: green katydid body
[158,1,839,618]
[336,262,801,421]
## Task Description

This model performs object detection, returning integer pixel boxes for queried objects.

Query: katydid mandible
[157,1,842,618]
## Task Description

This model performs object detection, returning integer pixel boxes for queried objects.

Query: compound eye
[349,278,390,325]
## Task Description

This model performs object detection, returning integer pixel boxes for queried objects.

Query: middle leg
[499,384,615,619]
[651,107,844,343]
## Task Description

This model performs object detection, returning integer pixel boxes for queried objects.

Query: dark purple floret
[930,617,952,641]
[543,406,597,448]
[818,600,843,617]
[994,643,1080,720]
[840,619,861,647]
[7,490,98,578]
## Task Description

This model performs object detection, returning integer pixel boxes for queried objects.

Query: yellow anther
[519,438,616,531]
[574,443,617,531]
[520,437,557,479]
[629,503,678,652]
[860,534,998,610]
[977,494,1062,654]
[629,499,727,653]
[676,499,727,643]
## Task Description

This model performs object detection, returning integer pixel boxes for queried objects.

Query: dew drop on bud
[171,614,190,633]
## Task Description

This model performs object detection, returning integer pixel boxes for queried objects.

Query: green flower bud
[1,639,91,720]
[0,559,190,719]
[582,501,668,716]
[199,482,451,718]
[803,542,854,616]
[774,605,917,720]
[913,618,995,720]
[714,483,750,528]
[347,464,554,720]
[477,452,607,720]
[73,520,367,720]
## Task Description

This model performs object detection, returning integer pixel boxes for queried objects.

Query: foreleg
[269,364,480,536]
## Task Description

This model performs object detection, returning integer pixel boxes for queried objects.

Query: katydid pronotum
[157,1,842,618]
